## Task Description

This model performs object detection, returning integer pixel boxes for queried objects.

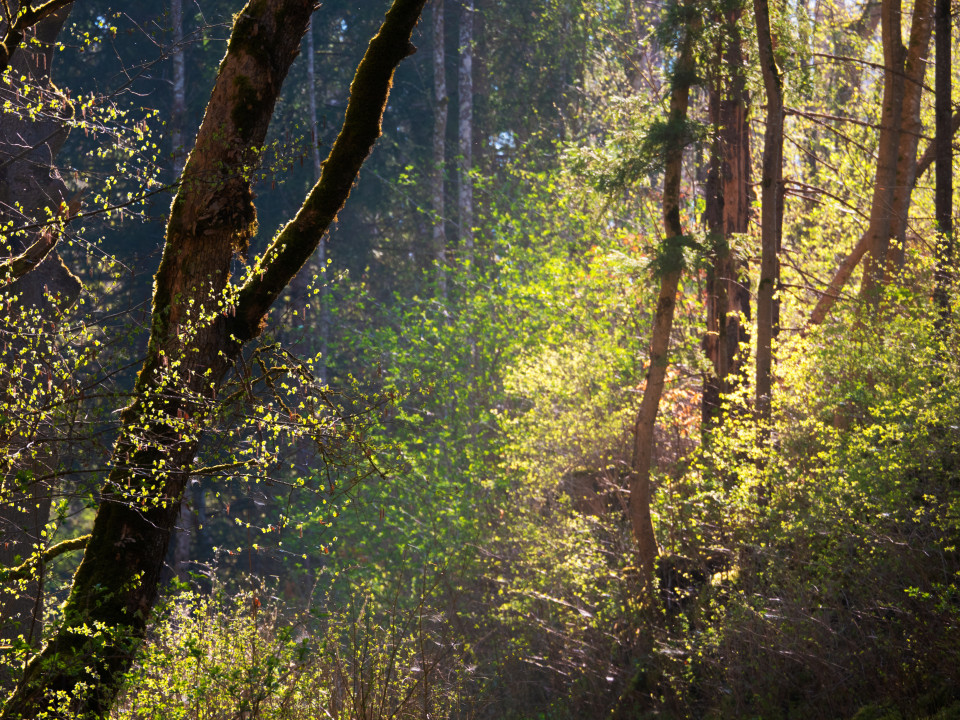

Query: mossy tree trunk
[629,4,696,587]
[0,0,426,717]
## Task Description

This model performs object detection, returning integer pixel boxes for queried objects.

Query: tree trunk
[0,1,425,716]
[886,0,933,270]
[433,0,448,293]
[703,4,751,428]
[809,0,933,324]
[858,0,907,302]
[457,0,474,257]
[934,0,953,338]
[629,8,696,586]
[170,0,186,180]
[754,0,784,431]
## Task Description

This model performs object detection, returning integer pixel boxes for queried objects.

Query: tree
[810,0,933,322]
[754,0,784,435]
[629,1,698,584]
[432,0,449,293]
[0,0,426,715]
[934,0,953,338]
[457,0,475,257]
[702,1,751,428]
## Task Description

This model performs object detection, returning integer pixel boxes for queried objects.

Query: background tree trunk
[433,0,448,294]
[754,0,784,432]
[458,0,474,258]
[934,0,953,338]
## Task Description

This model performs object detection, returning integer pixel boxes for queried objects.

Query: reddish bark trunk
[629,7,696,585]
[703,6,751,428]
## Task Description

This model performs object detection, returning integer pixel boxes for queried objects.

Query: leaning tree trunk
[702,3,751,429]
[629,7,696,586]
[808,0,933,325]
[754,0,784,433]
[1,1,426,716]
[0,2,80,689]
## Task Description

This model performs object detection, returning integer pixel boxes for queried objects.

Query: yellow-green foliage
[114,585,471,720]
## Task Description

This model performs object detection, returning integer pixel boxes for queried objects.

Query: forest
[0,0,958,717]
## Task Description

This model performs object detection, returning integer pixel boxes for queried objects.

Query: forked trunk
[809,0,933,324]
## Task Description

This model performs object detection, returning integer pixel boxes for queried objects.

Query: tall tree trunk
[0,2,79,690]
[886,0,934,270]
[934,0,953,340]
[858,0,907,302]
[457,0,474,257]
[170,0,186,180]
[703,3,751,428]
[754,0,784,431]
[629,7,696,585]
[1,1,425,715]
[809,0,933,324]
[433,0,448,294]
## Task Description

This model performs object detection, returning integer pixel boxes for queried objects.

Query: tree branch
[0,228,58,282]
[0,0,74,73]
[0,535,90,583]
[232,0,427,340]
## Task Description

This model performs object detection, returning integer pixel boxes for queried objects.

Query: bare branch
[0,0,74,73]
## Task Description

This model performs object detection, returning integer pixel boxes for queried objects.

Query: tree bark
[934,0,953,338]
[457,0,474,257]
[629,7,696,585]
[703,4,751,428]
[0,0,425,716]
[754,0,784,431]
[858,0,907,302]
[433,0,448,293]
